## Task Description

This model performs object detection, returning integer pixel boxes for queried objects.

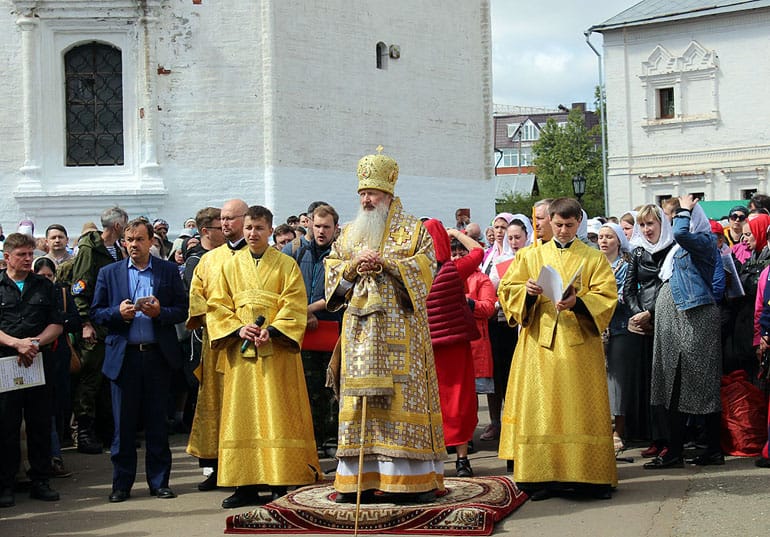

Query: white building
[0,1,494,236]
[589,0,770,216]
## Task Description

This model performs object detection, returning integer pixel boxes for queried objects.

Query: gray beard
[347,203,389,250]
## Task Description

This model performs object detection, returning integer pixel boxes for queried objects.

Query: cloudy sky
[491,0,639,110]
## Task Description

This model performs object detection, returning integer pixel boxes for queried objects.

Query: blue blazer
[90,257,189,381]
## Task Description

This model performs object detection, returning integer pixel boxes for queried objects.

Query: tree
[496,192,539,216]
[531,107,604,216]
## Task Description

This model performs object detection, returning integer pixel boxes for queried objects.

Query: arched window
[376,41,388,70]
[65,43,124,166]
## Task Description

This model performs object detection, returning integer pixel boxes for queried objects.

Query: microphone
[241,315,266,353]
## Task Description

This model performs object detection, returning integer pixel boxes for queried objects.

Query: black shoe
[334,490,375,504]
[590,484,612,500]
[150,487,177,499]
[0,488,14,508]
[77,430,104,454]
[222,486,262,509]
[455,458,474,478]
[198,471,218,491]
[643,455,684,469]
[30,480,59,502]
[270,486,287,501]
[686,452,725,466]
[506,459,514,472]
[109,489,131,503]
[413,490,436,504]
[529,488,554,501]
[334,491,356,504]
[756,457,770,468]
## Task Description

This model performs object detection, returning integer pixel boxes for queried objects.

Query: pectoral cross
[391,226,410,246]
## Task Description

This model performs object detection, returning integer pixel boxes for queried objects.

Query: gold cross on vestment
[391,226,410,245]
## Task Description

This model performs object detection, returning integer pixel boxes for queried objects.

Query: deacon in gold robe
[185,200,248,493]
[497,197,618,501]
[207,205,319,509]
[325,150,446,504]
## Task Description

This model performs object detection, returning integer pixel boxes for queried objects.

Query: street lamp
[572,174,586,203]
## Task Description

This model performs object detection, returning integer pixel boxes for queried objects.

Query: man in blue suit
[91,218,188,503]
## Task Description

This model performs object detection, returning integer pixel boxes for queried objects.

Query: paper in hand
[536,263,584,308]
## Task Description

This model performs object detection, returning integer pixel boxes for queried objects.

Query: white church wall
[0,0,494,237]
[602,8,770,215]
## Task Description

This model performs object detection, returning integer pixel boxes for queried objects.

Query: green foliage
[495,192,539,216]
[532,107,605,216]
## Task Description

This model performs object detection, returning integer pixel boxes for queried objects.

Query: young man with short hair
[44,224,72,266]
[207,205,319,508]
[497,197,618,501]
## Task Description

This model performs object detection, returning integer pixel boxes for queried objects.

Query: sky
[491,0,640,110]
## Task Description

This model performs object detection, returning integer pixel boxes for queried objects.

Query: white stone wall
[0,0,494,237]
[601,8,770,215]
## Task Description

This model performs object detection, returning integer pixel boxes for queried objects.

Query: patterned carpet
[225,476,528,535]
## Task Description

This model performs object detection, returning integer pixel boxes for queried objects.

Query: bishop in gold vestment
[207,209,319,495]
[325,151,446,500]
[497,198,618,498]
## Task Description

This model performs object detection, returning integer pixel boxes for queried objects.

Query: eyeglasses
[729,214,747,222]
[221,214,246,223]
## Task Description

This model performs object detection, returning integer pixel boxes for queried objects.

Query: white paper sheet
[0,353,45,393]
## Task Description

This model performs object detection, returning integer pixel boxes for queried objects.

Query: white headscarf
[509,213,534,246]
[577,210,588,242]
[659,203,709,282]
[482,212,516,287]
[629,206,674,254]
[601,222,631,254]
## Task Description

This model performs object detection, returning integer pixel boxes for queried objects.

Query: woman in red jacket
[423,220,484,477]
[451,238,497,418]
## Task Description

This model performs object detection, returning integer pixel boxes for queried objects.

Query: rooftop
[589,0,770,32]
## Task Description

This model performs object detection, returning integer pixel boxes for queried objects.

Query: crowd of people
[2,157,770,510]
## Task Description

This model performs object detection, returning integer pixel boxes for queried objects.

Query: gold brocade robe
[185,244,241,461]
[207,246,319,487]
[497,239,618,487]
[325,198,446,463]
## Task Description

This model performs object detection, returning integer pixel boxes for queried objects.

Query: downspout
[585,29,609,214]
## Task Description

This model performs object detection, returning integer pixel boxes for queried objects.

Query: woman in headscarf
[644,196,722,469]
[724,213,770,378]
[620,212,637,241]
[599,223,637,451]
[623,204,676,455]
[478,213,517,445]
[423,219,483,478]
[506,214,533,255]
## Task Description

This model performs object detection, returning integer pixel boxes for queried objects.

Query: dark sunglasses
[729,214,746,222]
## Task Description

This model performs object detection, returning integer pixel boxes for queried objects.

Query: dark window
[65,43,124,166]
[690,191,705,201]
[656,194,672,206]
[657,87,674,119]
[376,42,387,70]
[742,189,757,200]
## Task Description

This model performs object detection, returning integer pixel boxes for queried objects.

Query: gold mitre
[357,146,399,195]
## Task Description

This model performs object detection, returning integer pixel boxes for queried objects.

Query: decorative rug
[225,476,527,535]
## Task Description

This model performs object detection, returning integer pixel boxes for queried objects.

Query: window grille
[65,43,124,166]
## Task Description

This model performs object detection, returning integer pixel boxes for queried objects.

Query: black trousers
[0,366,53,488]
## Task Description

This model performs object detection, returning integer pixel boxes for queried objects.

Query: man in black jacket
[0,234,63,507]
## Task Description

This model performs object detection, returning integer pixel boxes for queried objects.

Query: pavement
[2,408,770,537]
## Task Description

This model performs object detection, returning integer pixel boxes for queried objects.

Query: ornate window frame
[639,41,720,132]
[11,0,166,218]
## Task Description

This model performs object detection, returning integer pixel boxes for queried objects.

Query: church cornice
[11,1,162,19]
